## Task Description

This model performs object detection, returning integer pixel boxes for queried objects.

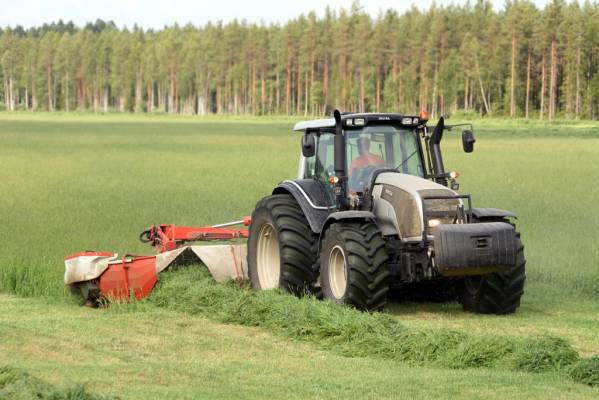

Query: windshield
[346,125,424,193]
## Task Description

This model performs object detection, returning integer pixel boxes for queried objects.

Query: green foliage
[0,366,113,400]
[1,2,599,118]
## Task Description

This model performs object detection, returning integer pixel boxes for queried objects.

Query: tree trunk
[32,83,38,110]
[475,57,490,115]
[296,63,301,115]
[525,52,531,119]
[103,87,108,113]
[510,35,517,118]
[147,84,151,113]
[419,62,428,112]
[575,39,581,119]
[464,77,469,110]
[548,39,557,120]
[261,72,266,115]
[540,54,546,120]
[251,63,256,115]
[9,77,14,111]
[135,69,142,113]
[64,72,70,112]
[47,68,53,111]
[304,70,309,116]
[275,67,280,113]
[341,57,347,110]
[323,55,329,113]
[431,64,438,118]
[285,59,291,115]
[359,71,365,113]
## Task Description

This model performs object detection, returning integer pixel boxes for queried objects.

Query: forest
[1,0,599,119]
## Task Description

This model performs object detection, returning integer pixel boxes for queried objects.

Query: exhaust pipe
[333,110,348,209]
[430,117,448,186]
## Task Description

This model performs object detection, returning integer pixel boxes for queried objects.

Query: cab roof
[293,113,423,132]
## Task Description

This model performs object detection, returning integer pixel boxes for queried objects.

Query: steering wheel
[349,165,381,192]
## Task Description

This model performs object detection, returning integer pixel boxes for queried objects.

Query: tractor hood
[371,172,461,241]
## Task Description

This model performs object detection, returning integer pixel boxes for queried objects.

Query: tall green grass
[0,366,112,400]
[150,267,598,386]
[1,115,599,298]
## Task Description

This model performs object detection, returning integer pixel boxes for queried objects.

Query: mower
[66,110,525,314]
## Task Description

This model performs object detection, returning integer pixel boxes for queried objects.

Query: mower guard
[65,244,247,303]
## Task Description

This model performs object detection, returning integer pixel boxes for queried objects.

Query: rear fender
[272,179,333,233]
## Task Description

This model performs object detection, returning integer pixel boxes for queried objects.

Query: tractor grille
[419,190,471,237]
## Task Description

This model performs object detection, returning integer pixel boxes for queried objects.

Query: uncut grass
[0,365,112,400]
[2,116,599,299]
[150,267,596,386]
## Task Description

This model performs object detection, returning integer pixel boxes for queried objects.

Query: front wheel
[457,231,526,314]
[320,222,390,311]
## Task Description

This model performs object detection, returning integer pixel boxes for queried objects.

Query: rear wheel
[320,222,390,311]
[457,230,526,314]
[248,194,319,295]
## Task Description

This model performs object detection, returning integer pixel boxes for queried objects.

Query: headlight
[428,219,441,228]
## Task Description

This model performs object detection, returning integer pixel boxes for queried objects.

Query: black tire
[247,194,319,295]
[320,221,390,311]
[457,230,526,314]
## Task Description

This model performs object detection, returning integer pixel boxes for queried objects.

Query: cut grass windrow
[0,365,114,400]
[149,267,598,388]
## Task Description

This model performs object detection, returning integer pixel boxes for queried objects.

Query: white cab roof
[293,118,335,131]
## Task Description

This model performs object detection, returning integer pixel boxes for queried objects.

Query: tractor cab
[294,112,436,208]
[294,111,476,211]
[298,118,425,195]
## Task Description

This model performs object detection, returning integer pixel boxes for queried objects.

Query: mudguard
[471,208,516,220]
[319,211,378,243]
[273,179,334,233]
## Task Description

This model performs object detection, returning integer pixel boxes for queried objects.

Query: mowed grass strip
[149,267,598,387]
[7,295,598,400]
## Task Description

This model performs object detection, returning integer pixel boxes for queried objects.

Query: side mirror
[301,133,316,157]
[462,130,475,153]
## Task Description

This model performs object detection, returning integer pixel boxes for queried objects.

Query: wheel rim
[328,245,347,299]
[256,223,280,289]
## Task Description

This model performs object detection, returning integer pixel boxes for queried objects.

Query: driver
[349,137,385,177]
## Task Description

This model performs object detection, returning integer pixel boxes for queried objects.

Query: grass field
[1,112,599,398]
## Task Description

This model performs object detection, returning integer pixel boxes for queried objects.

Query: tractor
[247,110,525,314]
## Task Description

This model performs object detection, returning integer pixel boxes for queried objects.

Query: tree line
[2,0,599,119]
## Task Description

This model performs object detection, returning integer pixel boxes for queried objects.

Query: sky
[0,0,554,29]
